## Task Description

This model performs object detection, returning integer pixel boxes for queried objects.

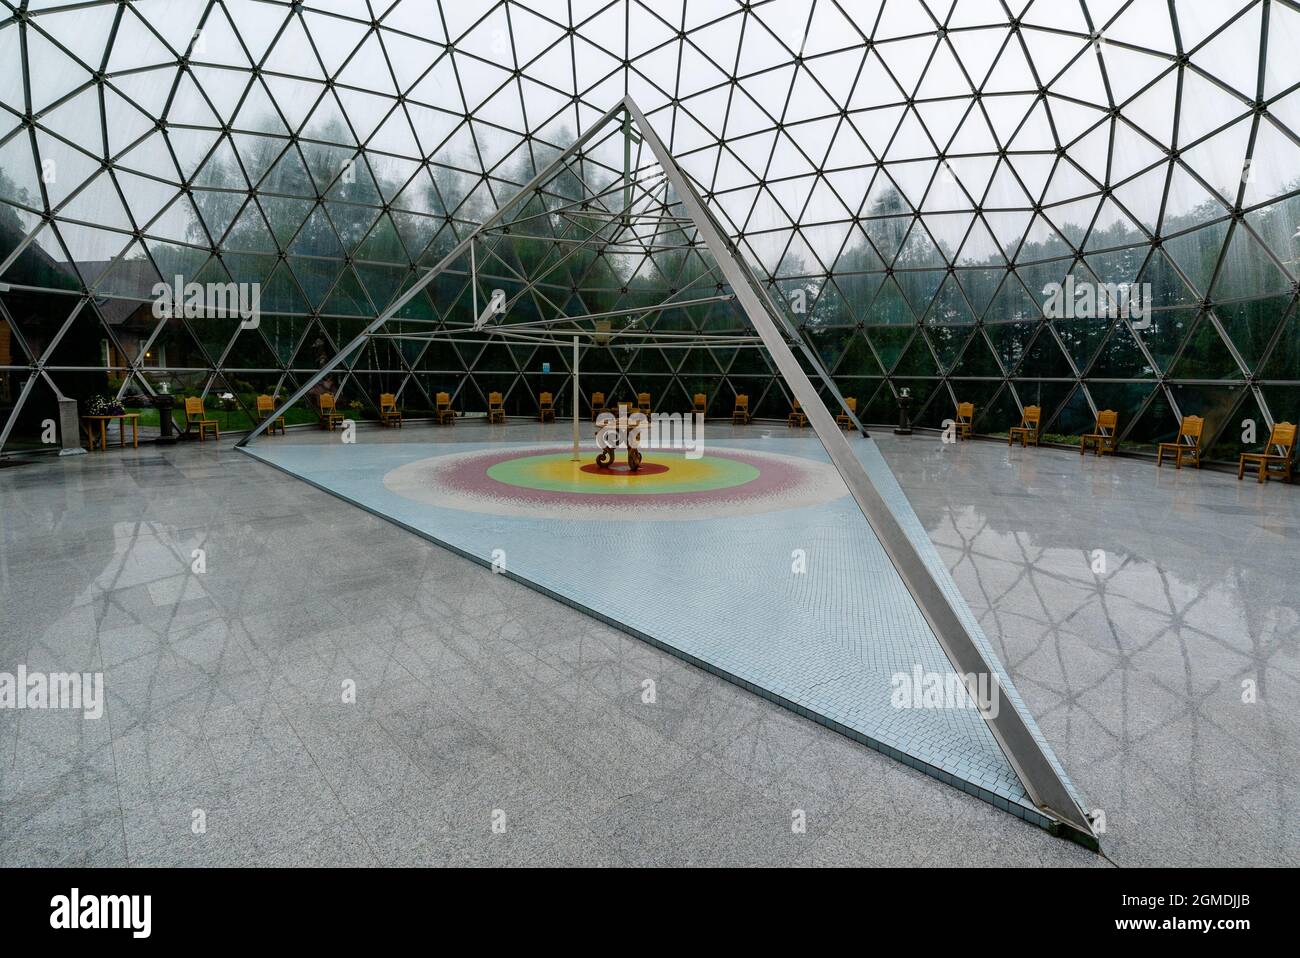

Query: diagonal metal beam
[657,159,869,437]
[624,96,1096,845]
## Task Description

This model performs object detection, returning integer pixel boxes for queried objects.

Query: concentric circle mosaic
[383,445,847,520]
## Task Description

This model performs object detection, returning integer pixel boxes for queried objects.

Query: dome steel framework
[2,0,1299,456]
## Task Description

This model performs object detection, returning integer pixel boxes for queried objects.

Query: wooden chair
[1008,406,1041,447]
[184,396,219,442]
[955,401,974,440]
[590,391,607,421]
[836,397,857,430]
[254,394,285,437]
[692,393,707,418]
[1080,409,1119,457]
[1157,416,1203,469]
[378,392,403,428]
[538,391,555,423]
[435,391,455,426]
[787,398,807,428]
[1238,422,1295,484]
[732,393,750,425]
[637,392,651,416]
[317,393,344,431]
[487,391,505,424]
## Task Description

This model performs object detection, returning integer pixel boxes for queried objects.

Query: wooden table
[81,413,140,452]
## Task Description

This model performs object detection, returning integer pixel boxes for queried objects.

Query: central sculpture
[595,405,646,472]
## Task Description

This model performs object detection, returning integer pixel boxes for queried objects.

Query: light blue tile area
[242,435,1087,831]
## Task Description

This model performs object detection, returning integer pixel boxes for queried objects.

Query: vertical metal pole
[571,334,580,460]
[471,240,477,321]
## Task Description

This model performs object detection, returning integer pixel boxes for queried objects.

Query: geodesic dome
[2,0,1298,456]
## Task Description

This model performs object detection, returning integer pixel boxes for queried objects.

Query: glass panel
[1,2,1295,464]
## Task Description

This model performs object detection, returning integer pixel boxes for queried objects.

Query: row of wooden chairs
[573,392,857,429]
[1010,406,1171,460]
[178,391,770,440]
[788,396,862,430]
[205,390,1298,482]
[306,390,644,428]
[590,391,654,421]
[539,384,1296,484]
[185,394,290,442]
[740,392,854,428]
[182,394,289,441]
[387,390,858,428]
[313,392,413,430]
[1006,404,1296,483]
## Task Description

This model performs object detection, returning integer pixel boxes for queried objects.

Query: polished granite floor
[241,434,1086,832]
[1,420,1296,866]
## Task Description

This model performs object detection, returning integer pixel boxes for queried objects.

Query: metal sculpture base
[596,445,642,471]
[152,394,178,445]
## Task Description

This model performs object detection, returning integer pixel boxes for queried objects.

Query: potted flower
[87,394,125,416]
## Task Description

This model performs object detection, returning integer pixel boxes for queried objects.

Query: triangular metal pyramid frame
[238,96,1096,846]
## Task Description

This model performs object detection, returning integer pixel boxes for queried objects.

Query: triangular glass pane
[1213,295,1293,374]
[865,326,913,372]
[1019,325,1074,378]
[1088,321,1158,379]
[1211,226,1294,302]
[1167,313,1247,381]
[949,330,1004,378]
[1258,302,1300,381]
[833,333,884,377]
[1170,383,1253,462]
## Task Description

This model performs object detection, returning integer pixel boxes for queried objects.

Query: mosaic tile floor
[241,432,1089,833]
